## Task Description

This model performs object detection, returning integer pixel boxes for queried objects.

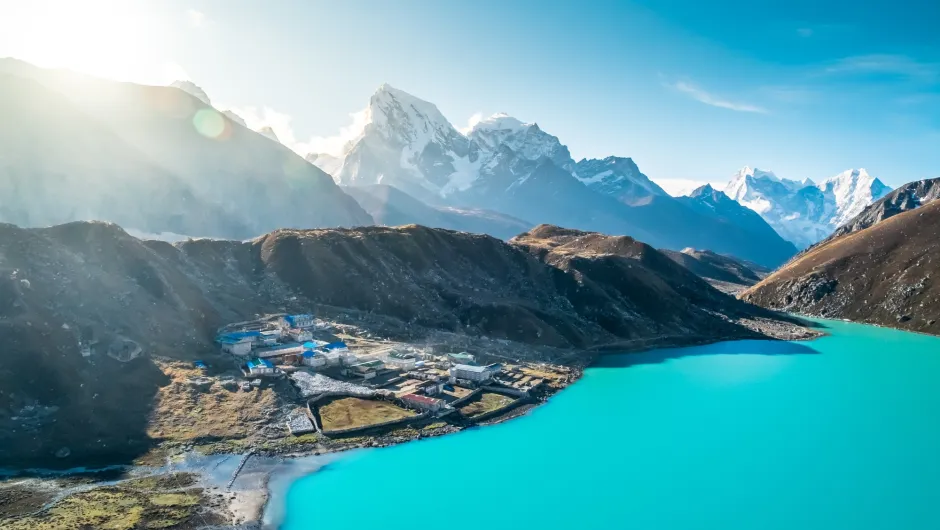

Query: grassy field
[2,486,207,530]
[146,362,279,443]
[318,397,415,431]
[459,392,515,418]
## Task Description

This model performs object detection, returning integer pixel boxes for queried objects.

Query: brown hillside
[1,221,798,468]
[742,200,940,334]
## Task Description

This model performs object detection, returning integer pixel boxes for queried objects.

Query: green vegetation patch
[1,486,205,530]
[318,397,415,431]
[122,472,197,491]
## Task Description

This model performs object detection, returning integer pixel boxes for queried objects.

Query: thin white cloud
[187,9,206,28]
[670,81,768,114]
[459,112,484,135]
[226,105,298,148]
[302,107,371,156]
[225,105,370,158]
[652,178,727,198]
[824,54,938,82]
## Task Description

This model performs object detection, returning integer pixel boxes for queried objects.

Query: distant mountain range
[721,166,892,248]
[307,84,797,267]
[0,60,886,263]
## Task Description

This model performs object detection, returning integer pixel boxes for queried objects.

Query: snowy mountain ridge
[303,83,801,266]
[723,166,891,248]
[311,84,666,205]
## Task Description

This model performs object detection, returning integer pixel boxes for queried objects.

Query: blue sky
[1,0,938,189]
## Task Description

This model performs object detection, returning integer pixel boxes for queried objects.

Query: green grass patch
[1,487,205,530]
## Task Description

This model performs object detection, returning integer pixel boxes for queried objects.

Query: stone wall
[306,391,429,437]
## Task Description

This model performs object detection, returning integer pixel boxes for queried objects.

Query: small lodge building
[219,335,254,356]
[284,314,316,329]
[450,363,502,383]
[344,359,384,379]
[417,380,444,396]
[322,341,348,352]
[255,342,306,359]
[246,358,275,376]
[258,330,281,347]
[447,352,476,365]
[289,328,313,342]
[302,349,327,368]
[386,351,417,371]
[402,393,445,412]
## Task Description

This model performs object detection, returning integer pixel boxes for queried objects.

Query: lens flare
[192,108,227,139]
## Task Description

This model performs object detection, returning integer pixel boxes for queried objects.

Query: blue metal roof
[257,343,303,352]
[218,331,260,342]
[285,314,314,325]
[323,341,347,350]
[247,358,274,369]
[303,342,316,349]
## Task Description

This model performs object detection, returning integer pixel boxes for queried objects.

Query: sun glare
[0,0,163,83]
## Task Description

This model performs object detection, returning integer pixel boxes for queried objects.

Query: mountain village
[213,312,573,440]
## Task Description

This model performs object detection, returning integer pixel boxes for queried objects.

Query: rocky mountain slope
[0,59,372,238]
[309,84,796,267]
[343,184,532,240]
[723,166,891,248]
[661,247,767,294]
[0,74,243,237]
[741,200,940,335]
[675,184,798,256]
[1,220,802,468]
[825,177,940,241]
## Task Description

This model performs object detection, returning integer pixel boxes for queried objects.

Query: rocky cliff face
[742,200,940,335]
[1,220,797,467]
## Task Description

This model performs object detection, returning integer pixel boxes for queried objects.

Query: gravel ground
[290,372,374,398]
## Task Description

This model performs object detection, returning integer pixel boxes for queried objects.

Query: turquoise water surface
[278,320,940,529]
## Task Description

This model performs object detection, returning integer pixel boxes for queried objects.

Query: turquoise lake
[277,320,940,529]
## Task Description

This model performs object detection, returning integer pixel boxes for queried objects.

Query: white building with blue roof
[246,358,275,376]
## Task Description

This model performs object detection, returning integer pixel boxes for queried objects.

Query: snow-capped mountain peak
[257,125,280,144]
[818,168,890,226]
[721,166,892,248]
[368,83,457,146]
[324,84,477,196]
[467,112,572,171]
[222,110,247,127]
[734,166,780,182]
[169,80,211,106]
[469,112,530,135]
[573,156,667,203]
